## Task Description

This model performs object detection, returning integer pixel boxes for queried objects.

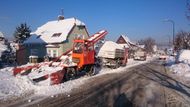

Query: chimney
[58,15,64,21]
[58,9,64,21]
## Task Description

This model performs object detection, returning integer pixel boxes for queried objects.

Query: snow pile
[167,54,190,77]
[170,63,190,74]
[98,41,123,51]
[176,49,190,64]
[0,67,35,101]
[0,67,87,101]
[97,41,124,58]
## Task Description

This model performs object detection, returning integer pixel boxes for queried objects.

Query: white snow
[170,63,190,74]
[120,35,135,47]
[28,66,63,80]
[29,56,38,58]
[24,18,85,44]
[167,55,190,78]
[98,41,123,51]
[0,56,154,101]
[0,67,35,101]
[88,30,106,41]
[0,32,4,38]
[97,41,124,59]
[176,49,190,64]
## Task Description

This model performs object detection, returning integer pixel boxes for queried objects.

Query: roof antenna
[61,8,64,16]
[58,8,64,21]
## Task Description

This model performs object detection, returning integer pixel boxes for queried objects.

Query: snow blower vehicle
[13,30,108,85]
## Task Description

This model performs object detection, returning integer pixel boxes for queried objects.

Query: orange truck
[13,30,108,85]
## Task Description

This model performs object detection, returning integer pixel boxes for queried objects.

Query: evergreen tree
[13,23,31,43]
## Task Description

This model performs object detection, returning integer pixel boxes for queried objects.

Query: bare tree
[174,31,190,50]
[138,37,156,54]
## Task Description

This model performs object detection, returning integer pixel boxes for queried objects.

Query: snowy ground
[0,57,154,102]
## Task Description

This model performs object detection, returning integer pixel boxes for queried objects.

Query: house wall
[116,36,127,44]
[16,45,27,65]
[46,46,59,57]
[47,25,89,57]
[23,44,47,63]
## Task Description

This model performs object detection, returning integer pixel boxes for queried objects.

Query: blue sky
[0,0,189,43]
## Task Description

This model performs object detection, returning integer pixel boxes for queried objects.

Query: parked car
[158,52,167,60]
[134,50,146,61]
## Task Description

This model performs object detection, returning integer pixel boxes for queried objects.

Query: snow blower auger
[13,30,108,85]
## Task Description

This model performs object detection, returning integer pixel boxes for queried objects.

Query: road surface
[4,60,190,107]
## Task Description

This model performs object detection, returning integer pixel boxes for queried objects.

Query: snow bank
[0,67,34,101]
[176,49,190,64]
[170,63,190,74]
[167,55,190,78]
[0,67,87,101]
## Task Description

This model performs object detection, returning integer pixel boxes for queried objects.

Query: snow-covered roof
[0,32,4,38]
[121,35,135,45]
[24,17,85,44]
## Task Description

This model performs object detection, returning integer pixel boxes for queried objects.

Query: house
[116,35,146,58]
[17,16,89,65]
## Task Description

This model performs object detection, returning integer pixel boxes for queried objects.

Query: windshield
[73,42,84,53]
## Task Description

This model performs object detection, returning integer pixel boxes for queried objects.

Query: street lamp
[163,19,175,48]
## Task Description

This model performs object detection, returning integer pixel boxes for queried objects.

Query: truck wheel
[87,65,96,76]
[113,60,119,69]
[65,68,76,81]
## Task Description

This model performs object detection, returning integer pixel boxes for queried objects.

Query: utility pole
[163,19,175,54]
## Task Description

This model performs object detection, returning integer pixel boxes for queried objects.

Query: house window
[30,49,38,56]
[78,26,84,30]
[52,33,62,37]
[47,50,51,56]
[53,50,57,57]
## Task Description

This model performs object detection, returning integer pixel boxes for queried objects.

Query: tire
[65,68,76,81]
[87,65,96,76]
[112,59,120,69]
